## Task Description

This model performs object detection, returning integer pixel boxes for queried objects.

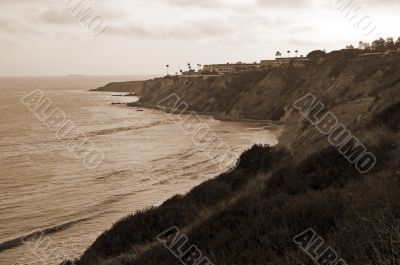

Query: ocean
[0,76,279,265]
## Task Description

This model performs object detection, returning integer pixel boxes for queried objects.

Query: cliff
[73,49,400,265]
[92,81,146,95]
[95,49,400,157]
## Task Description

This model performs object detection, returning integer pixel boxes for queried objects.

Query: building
[202,54,309,75]
[203,62,261,74]
[203,64,231,73]
[261,56,308,68]
[288,57,308,67]
[260,60,275,67]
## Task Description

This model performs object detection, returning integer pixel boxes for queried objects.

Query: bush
[371,101,400,132]
[307,50,327,59]
[237,144,289,172]
[266,146,360,196]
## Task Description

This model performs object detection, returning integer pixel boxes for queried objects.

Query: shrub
[371,101,400,132]
[237,144,290,172]
[307,50,327,59]
[266,146,360,196]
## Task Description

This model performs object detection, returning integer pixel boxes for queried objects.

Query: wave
[0,121,166,150]
[102,190,142,205]
[95,169,131,181]
[0,217,93,253]
[85,121,165,137]
[148,149,199,164]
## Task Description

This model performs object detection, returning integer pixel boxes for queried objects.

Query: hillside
[95,49,400,157]
[71,50,400,265]
[92,81,146,95]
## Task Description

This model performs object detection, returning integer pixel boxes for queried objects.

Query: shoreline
[127,98,283,125]
[66,49,400,265]
[94,90,285,143]
[90,89,283,125]
[132,101,286,143]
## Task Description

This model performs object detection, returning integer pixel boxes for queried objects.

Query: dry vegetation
[68,47,400,265]
[63,100,400,265]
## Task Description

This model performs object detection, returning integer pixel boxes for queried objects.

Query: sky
[0,0,399,76]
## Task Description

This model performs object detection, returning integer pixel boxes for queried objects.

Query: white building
[203,62,261,74]
[261,57,308,68]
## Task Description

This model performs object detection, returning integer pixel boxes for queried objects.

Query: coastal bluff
[75,49,400,265]
[92,80,146,95]
[92,49,400,158]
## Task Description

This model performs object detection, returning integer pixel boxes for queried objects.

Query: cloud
[105,18,234,39]
[37,8,74,24]
[256,0,311,8]
[166,0,226,8]
[0,17,16,33]
[0,17,39,34]
[165,0,313,9]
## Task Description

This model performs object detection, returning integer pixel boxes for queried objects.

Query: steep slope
[93,81,146,95]
[71,50,400,265]
[124,49,400,156]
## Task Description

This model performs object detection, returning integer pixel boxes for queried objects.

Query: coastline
[90,87,283,125]
[69,51,400,265]
[90,86,285,162]
[126,101,284,125]
[91,88,285,141]
[128,102,285,143]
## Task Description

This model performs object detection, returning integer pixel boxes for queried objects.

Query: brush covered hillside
[104,49,400,158]
[72,49,400,265]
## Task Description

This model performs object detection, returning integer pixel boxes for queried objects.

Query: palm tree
[275,51,282,58]
[197,64,202,72]
[287,50,291,58]
[166,65,170,76]
[295,50,299,57]
[187,63,192,77]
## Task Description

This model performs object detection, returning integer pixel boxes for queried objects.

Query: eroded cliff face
[74,50,400,265]
[101,50,399,157]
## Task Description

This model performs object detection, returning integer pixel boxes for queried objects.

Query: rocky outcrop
[92,81,146,95]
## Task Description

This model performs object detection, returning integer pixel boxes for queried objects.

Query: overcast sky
[0,0,398,76]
